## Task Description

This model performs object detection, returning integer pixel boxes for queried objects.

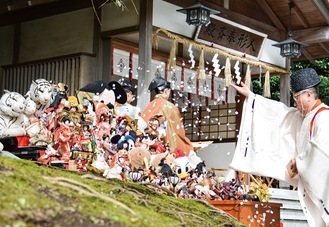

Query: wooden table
[208,200,282,227]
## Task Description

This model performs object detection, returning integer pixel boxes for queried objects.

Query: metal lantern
[272,33,308,58]
[176,0,219,26]
[272,1,308,58]
[169,174,181,189]
[128,171,142,182]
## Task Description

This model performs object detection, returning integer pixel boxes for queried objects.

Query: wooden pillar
[137,0,153,110]
[280,59,291,106]
[280,58,291,189]
[101,38,113,82]
[93,4,103,82]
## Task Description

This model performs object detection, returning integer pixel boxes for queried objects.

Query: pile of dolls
[0,78,265,201]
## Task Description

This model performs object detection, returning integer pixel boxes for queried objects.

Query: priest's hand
[230,82,250,97]
[290,158,298,175]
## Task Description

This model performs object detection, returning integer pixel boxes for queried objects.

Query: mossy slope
[0,157,246,227]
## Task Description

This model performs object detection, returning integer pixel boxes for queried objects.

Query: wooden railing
[0,53,95,96]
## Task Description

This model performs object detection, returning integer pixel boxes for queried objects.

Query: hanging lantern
[176,0,219,26]
[272,34,308,58]
[272,1,308,58]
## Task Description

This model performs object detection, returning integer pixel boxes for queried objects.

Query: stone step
[268,188,308,226]
[269,198,302,208]
[279,203,302,210]
[280,210,307,220]
[268,188,299,200]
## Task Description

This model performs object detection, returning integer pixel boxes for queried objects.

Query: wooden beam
[301,49,315,63]
[313,0,329,25]
[210,4,286,41]
[162,0,195,8]
[163,0,285,40]
[101,26,140,38]
[320,42,329,54]
[255,0,286,31]
[292,3,309,28]
[292,26,329,44]
[0,0,102,26]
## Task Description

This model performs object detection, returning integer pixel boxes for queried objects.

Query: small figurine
[54,117,74,162]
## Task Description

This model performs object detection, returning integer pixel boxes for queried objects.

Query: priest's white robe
[229,93,329,227]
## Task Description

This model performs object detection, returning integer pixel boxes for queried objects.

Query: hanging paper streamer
[188,44,195,69]
[213,76,226,101]
[168,39,177,71]
[184,68,197,94]
[224,58,232,87]
[234,61,241,85]
[212,53,221,77]
[197,49,206,80]
[244,64,252,89]
[263,70,271,98]
[113,49,130,77]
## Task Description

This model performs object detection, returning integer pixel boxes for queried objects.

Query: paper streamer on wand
[188,44,195,69]
[234,61,241,85]
[212,53,221,77]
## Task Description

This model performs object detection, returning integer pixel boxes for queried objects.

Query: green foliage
[291,58,329,76]
[251,75,281,101]
[319,76,329,105]
[252,58,329,105]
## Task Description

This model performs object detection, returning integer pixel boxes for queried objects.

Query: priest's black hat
[291,68,321,93]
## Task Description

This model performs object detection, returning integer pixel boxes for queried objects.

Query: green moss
[0,157,246,227]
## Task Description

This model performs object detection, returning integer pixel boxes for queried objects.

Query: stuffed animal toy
[26,78,53,114]
[14,97,38,147]
[129,147,151,172]
[158,157,173,178]
[23,98,37,126]
[173,156,191,179]
[0,90,27,139]
[186,150,203,169]
[150,151,175,169]
[195,161,207,177]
